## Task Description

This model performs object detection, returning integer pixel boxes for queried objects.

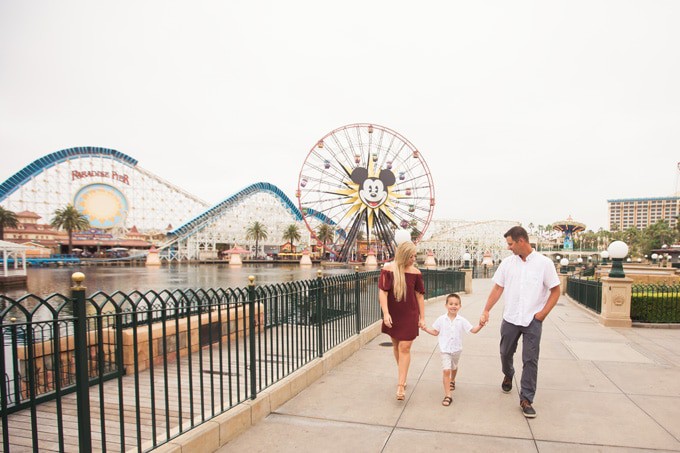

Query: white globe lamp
[607,241,629,278]
[559,257,569,274]
[394,229,411,246]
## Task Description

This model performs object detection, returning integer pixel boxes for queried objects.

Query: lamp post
[651,253,658,265]
[607,241,628,278]
[560,257,569,274]
[601,250,609,266]
[577,257,583,269]
[463,252,471,269]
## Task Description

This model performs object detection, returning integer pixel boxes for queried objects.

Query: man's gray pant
[500,318,543,403]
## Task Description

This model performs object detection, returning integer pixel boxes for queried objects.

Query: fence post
[354,266,361,334]
[316,270,324,358]
[71,272,92,453]
[463,268,473,294]
[599,276,633,327]
[247,276,257,400]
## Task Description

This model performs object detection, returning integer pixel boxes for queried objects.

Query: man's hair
[504,226,529,242]
[446,293,461,304]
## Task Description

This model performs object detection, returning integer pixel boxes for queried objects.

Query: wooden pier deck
[0,324,318,453]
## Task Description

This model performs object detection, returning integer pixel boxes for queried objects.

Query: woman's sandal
[396,384,405,401]
[442,396,452,407]
[450,381,456,391]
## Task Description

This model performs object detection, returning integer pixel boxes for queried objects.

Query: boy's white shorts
[440,351,462,370]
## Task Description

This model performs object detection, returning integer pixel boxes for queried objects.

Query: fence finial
[71,272,86,290]
[248,275,255,286]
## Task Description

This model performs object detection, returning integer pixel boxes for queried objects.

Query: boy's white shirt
[431,313,473,353]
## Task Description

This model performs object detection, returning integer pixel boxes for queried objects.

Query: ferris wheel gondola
[297,123,435,262]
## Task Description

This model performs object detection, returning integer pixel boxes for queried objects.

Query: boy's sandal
[442,396,452,406]
[450,381,456,390]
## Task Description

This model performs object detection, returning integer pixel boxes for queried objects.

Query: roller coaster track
[157,182,335,251]
[0,146,206,206]
[1,149,336,254]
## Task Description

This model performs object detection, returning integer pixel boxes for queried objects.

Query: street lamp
[608,241,629,278]
[560,257,569,274]
[651,253,658,265]
[463,252,471,268]
[576,257,583,268]
[601,250,610,266]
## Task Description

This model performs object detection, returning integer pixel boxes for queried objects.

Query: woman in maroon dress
[379,241,425,400]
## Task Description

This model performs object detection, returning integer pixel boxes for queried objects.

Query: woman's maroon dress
[379,269,425,341]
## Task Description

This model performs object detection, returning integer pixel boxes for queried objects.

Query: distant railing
[472,265,499,279]
[631,284,680,323]
[1,267,464,452]
[566,276,602,313]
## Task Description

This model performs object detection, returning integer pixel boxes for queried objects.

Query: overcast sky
[1,1,678,232]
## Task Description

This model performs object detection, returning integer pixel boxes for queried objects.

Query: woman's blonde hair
[392,241,416,302]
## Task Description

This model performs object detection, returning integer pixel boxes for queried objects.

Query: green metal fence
[1,267,464,452]
[566,276,602,313]
[631,284,680,323]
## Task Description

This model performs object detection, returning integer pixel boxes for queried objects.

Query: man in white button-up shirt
[479,226,560,418]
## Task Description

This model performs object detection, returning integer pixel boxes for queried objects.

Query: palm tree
[0,206,19,241]
[282,224,301,252]
[316,223,334,258]
[50,204,90,254]
[246,221,268,258]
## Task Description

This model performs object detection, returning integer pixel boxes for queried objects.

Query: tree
[246,221,268,258]
[282,224,301,252]
[316,223,334,257]
[640,219,678,256]
[0,206,18,241]
[50,204,90,254]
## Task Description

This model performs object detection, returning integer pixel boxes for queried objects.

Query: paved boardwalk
[219,278,680,452]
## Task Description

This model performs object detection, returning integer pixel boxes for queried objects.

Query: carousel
[552,216,586,251]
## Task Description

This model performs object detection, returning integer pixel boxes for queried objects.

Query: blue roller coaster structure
[1,147,338,261]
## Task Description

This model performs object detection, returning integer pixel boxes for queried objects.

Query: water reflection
[1,263,357,298]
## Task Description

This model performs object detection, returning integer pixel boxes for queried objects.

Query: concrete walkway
[218,278,680,452]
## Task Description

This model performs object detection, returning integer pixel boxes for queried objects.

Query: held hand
[479,312,489,326]
[383,313,393,328]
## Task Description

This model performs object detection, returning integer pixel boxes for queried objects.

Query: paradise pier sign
[71,170,131,185]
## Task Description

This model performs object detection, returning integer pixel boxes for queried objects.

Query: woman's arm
[421,325,439,336]
[416,290,425,328]
[379,288,392,328]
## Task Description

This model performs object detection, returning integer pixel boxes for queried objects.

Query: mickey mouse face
[359,178,389,208]
[351,167,396,210]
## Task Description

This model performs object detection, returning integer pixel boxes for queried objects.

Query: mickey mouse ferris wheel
[297,123,435,262]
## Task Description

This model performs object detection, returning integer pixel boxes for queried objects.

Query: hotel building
[607,196,679,230]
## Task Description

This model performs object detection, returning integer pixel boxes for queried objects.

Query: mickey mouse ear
[394,229,411,245]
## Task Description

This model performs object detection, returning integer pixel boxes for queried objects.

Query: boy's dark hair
[446,293,461,304]
[504,226,529,242]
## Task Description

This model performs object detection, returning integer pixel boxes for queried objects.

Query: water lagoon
[2,263,358,299]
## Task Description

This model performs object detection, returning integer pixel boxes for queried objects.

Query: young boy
[421,293,483,406]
